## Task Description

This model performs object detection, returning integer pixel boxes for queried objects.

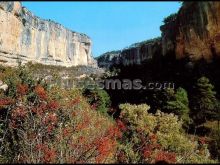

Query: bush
[0,67,119,163]
[116,103,216,163]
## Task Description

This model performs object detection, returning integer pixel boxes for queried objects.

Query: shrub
[116,103,216,163]
[0,67,118,163]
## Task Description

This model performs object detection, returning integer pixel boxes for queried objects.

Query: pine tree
[164,87,191,127]
[191,76,217,125]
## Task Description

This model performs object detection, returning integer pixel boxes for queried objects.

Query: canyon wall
[97,2,220,68]
[96,50,121,69]
[0,2,97,67]
[161,2,220,62]
[96,38,162,68]
[120,38,162,66]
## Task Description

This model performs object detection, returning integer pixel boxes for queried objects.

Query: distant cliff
[97,2,220,68]
[96,38,162,68]
[0,2,97,67]
[95,50,121,69]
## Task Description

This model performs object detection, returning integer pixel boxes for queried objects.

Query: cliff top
[1,1,91,39]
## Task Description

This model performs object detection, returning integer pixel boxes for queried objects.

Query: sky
[22,2,181,57]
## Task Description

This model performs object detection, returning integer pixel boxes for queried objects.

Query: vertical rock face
[97,2,220,69]
[161,2,220,62]
[120,38,162,66]
[96,38,162,68]
[0,2,97,67]
[95,50,122,69]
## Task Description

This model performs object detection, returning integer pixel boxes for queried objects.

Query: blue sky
[22,2,181,57]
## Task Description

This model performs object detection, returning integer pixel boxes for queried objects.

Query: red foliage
[155,151,176,164]
[91,103,97,110]
[78,136,86,144]
[75,122,87,131]
[62,127,71,137]
[143,149,152,158]
[116,119,127,132]
[17,84,28,96]
[47,100,59,111]
[199,137,207,145]
[34,85,47,100]
[0,98,14,106]
[31,103,47,116]
[43,113,58,125]
[69,97,80,106]
[95,137,116,163]
[47,125,55,133]
[11,107,27,119]
[107,126,122,139]
[117,151,127,163]
[72,111,77,116]
[149,134,157,143]
[36,144,57,163]
[9,120,17,129]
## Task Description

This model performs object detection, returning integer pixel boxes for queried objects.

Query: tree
[163,87,191,128]
[191,77,217,125]
[163,13,177,24]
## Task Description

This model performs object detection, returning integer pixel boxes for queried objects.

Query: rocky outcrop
[97,38,162,68]
[0,2,97,67]
[96,50,122,68]
[161,2,220,62]
[120,38,162,66]
[98,2,220,69]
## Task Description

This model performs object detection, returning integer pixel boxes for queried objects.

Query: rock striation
[0,2,97,67]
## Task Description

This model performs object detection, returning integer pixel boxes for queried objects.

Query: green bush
[116,103,216,163]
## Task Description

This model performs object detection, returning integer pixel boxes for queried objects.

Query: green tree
[163,87,191,127]
[191,76,217,125]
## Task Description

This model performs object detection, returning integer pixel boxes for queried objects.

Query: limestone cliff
[161,2,220,62]
[95,50,121,69]
[97,38,162,68]
[120,38,162,66]
[0,2,97,67]
[97,2,220,68]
